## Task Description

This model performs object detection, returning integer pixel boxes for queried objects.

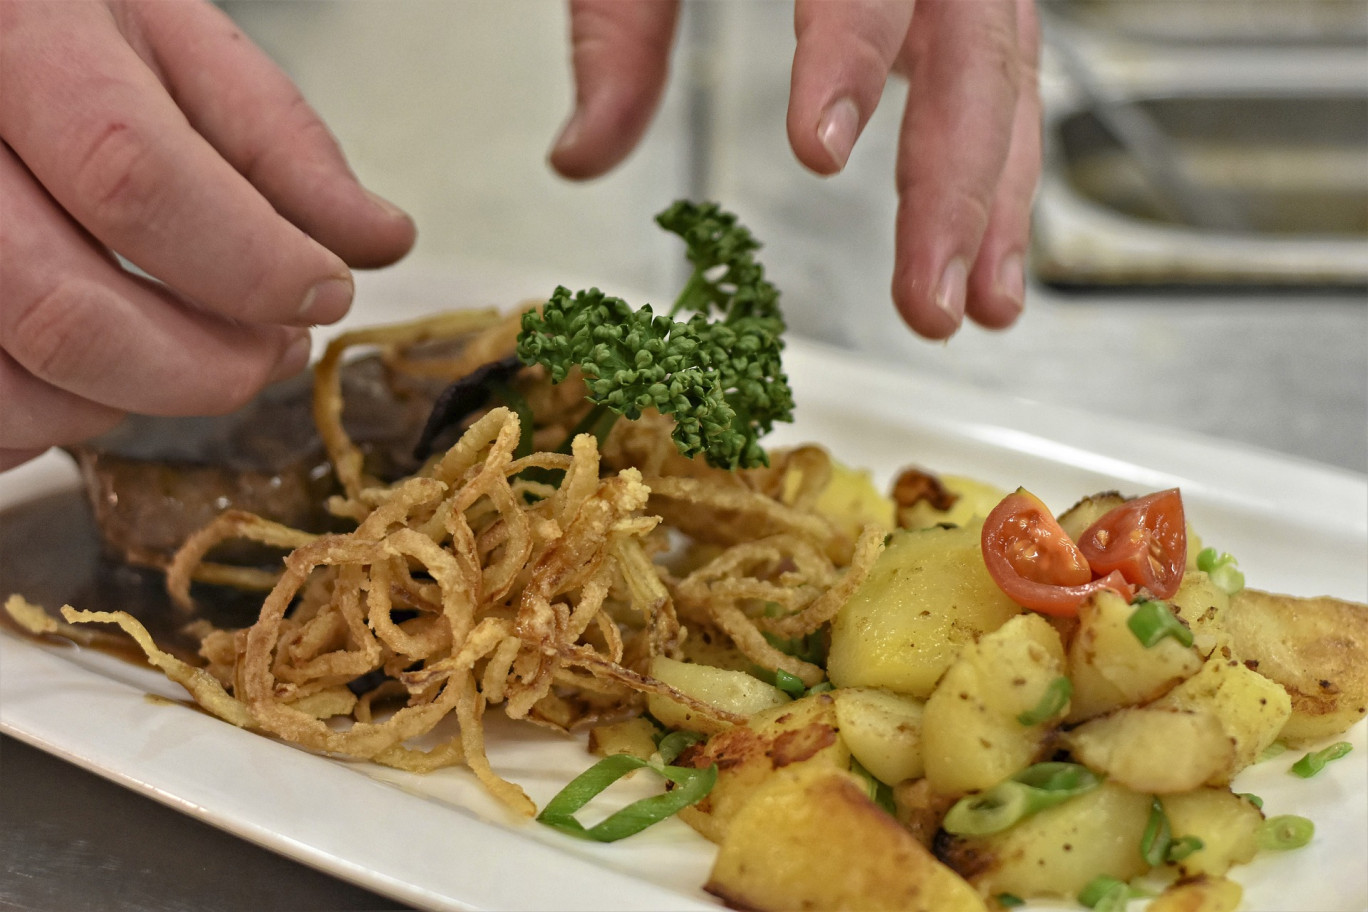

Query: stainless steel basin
[1031,19,1368,288]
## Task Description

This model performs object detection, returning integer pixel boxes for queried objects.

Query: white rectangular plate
[3,274,1365,912]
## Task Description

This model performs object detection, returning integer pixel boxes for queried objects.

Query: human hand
[548,0,1041,341]
[0,0,416,472]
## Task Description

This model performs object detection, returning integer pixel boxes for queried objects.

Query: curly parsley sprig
[516,201,794,469]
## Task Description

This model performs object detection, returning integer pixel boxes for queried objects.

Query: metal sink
[1030,17,1368,288]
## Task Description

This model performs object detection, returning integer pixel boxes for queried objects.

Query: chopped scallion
[1259,814,1315,851]
[1126,599,1194,648]
[1078,875,1131,911]
[943,762,1102,836]
[1196,546,1245,594]
[537,752,716,842]
[1017,676,1073,726]
[996,894,1026,908]
[1140,797,1173,866]
[1290,741,1352,778]
[1166,836,1204,862]
[772,668,808,698]
[1237,792,1264,809]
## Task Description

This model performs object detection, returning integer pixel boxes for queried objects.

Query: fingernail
[299,275,353,325]
[269,331,312,383]
[997,252,1025,312]
[365,188,410,222]
[818,97,860,171]
[936,258,968,328]
[550,111,583,158]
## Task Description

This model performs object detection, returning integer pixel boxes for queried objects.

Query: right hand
[0,0,416,472]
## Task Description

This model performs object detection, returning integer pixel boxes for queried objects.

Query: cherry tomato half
[1077,488,1187,600]
[981,489,1135,616]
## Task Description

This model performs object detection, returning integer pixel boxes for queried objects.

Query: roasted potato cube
[1169,571,1233,658]
[1063,706,1234,793]
[1151,649,1291,779]
[1067,589,1203,722]
[922,613,1068,794]
[827,522,1021,698]
[674,692,849,843]
[937,780,1153,900]
[894,470,1006,531]
[1055,491,1126,542]
[1147,875,1244,912]
[586,716,659,760]
[1159,788,1263,878]
[893,777,959,848]
[832,686,926,786]
[1220,588,1368,746]
[706,764,986,912]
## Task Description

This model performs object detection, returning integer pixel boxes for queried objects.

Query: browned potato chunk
[1159,788,1263,878]
[674,693,849,843]
[937,781,1153,900]
[1067,589,1203,722]
[922,613,1068,794]
[1220,588,1368,746]
[1150,648,1291,779]
[1064,706,1234,793]
[1148,875,1244,912]
[706,764,986,912]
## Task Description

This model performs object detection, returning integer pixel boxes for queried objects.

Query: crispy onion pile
[49,308,885,816]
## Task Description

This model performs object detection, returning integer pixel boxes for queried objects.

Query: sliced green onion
[996,894,1026,908]
[1140,797,1173,866]
[1196,546,1245,594]
[1127,599,1194,648]
[1017,676,1073,726]
[1258,742,1288,763]
[943,762,1102,836]
[773,668,808,698]
[1166,836,1204,862]
[1237,792,1264,809]
[806,680,834,695]
[654,729,705,765]
[1290,741,1352,778]
[537,753,717,842]
[1078,875,1131,911]
[1259,815,1315,851]
[850,758,896,816]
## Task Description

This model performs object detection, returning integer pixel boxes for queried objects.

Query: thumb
[549,0,680,180]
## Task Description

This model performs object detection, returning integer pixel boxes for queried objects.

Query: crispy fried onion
[44,311,890,818]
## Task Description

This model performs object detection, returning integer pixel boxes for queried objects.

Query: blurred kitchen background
[220,0,1366,474]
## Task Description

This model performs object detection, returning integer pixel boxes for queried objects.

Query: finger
[0,0,353,327]
[788,0,916,173]
[127,0,416,269]
[964,0,1041,330]
[889,0,1021,339]
[0,141,312,425]
[0,350,125,450]
[549,0,680,180]
[0,448,49,473]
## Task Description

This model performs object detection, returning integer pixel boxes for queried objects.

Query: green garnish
[1140,797,1173,866]
[1016,676,1072,726]
[942,762,1102,836]
[1259,814,1315,850]
[1126,599,1194,648]
[1139,798,1205,865]
[1077,875,1135,911]
[537,750,717,842]
[1196,546,1245,594]
[1258,741,1288,763]
[1238,792,1264,809]
[773,668,808,698]
[850,758,897,816]
[1290,741,1352,778]
[996,894,1026,908]
[516,200,794,470]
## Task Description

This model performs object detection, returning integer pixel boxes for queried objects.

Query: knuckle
[68,119,166,233]
[7,278,105,387]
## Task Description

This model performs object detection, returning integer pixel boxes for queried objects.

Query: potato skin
[1220,588,1368,745]
[674,693,849,844]
[705,764,986,912]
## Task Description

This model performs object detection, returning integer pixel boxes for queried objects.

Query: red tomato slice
[981,489,1134,616]
[1077,488,1187,599]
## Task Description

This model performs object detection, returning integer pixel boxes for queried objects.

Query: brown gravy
[0,489,264,665]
